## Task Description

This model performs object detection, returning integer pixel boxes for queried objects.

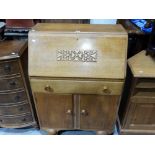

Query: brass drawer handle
[22,118,27,122]
[19,107,24,111]
[15,95,21,101]
[102,86,111,94]
[81,109,88,116]
[4,64,11,72]
[44,85,53,92]
[9,81,16,86]
[66,109,72,115]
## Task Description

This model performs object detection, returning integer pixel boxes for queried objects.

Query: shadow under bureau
[29,23,127,134]
[0,40,37,128]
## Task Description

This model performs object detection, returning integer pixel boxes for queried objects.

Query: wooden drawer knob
[44,85,53,92]
[102,86,111,94]
[66,109,72,115]
[81,109,88,116]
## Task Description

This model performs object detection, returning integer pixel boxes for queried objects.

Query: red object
[6,19,34,28]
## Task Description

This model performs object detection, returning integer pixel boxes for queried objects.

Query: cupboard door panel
[79,95,119,131]
[34,93,74,130]
[126,102,155,130]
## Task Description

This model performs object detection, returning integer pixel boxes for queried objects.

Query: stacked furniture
[118,50,155,134]
[28,23,127,134]
[117,19,150,58]
[0,40,37,128]
[4,20,35,40]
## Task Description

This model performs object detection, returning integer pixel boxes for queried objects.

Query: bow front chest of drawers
[0,40,36,128]
[118,50,155,134]
[29,23,127,134]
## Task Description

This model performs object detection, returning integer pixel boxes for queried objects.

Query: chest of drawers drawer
[0,114,34,128]
[131,90,155,103]
[0,76,24,92]
[0,90,28,105]
[136,78,155,89]
[0,102,31,116]
[0,60,20,77]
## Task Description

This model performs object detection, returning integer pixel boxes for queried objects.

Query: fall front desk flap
[28,23,127,79]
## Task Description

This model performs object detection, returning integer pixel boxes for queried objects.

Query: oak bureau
[28,23,127,134]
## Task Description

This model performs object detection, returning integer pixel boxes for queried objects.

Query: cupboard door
[79,95,119,131]
[125,102,155,130]
[34,93,74,130]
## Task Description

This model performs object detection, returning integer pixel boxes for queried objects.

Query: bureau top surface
[31,23,127,34]
[128,50,155,78]
[29,23,127,79]
[0,40,27,60]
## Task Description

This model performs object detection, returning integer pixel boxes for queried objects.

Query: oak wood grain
[29,23,127,79]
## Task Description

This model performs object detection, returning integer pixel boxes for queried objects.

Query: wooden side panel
[34,93,74,130]
[79,95,119,132]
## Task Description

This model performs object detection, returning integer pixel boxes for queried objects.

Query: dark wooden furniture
[118,50,155,134]
[40,19,89,24]
[0,22,5,40]
[118,19,150,58]
[5,20,34,28]
[146,21,155,57]
[29,23,127,135]
[4,20,35,39]
[0,40,37,128]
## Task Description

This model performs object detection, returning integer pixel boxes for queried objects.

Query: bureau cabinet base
[42,128,113,135]
[34,93,119,135]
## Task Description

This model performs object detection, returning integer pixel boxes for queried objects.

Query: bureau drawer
[0,76,24,92]
[136,78,155,89]
[30,79,124,95]
[0,60,20,77]
[0,114,34,128]
[0,103,31,116]
[0,90,28,105]
[131,90,155,103]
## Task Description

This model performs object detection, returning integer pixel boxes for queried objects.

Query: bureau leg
[45,129,58,135]
[33,124,39,129]
[96,131,108,135]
